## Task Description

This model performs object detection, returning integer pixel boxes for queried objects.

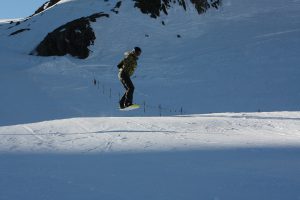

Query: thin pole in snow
[159,104,162,116]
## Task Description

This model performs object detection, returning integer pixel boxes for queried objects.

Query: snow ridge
[1,112,300,153]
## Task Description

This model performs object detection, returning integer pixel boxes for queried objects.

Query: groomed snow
[1,112,300,153]
[1,112,300,200]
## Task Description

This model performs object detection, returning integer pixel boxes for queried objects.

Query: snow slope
[1,112,300,153]
[0,0,300,125]
[1,148,300,200]
[1,112,300,199]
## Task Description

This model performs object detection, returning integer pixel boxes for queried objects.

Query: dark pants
[119,71,135,107]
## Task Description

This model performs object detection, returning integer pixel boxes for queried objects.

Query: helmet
[134,47,142,53]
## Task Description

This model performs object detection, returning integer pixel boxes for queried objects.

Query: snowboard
[119,104,140,111]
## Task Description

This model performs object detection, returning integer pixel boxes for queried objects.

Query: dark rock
[10,28,31,36]
[190,0,221,14]
[89,13,110,22]
[191,0,222,14]
[33,0,62,15]
[133,0,222,18]
[111,1,122,14]
[178,0,187,10]
[190,0,210,14]
[133,0,168,18]
[33,12,109,59]
[211,0,221,9]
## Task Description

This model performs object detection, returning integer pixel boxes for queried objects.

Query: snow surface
[1,112,300,153]
[1,0,300,199]
[1,112,300,199]
[0,19,21,23]
[1,0,300,125]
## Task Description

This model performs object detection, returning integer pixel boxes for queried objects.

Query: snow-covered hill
[1,112,300,153]
[1,0,300,125]
[1,112,300,199]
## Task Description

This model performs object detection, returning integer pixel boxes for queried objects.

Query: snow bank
[1,112,300,153]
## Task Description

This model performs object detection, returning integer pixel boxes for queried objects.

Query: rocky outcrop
[111,1,122,14]
[10,28,31,36]
[133,0,221,18]
[34,0,62,15]
[33,12,109,59]
[191,0,221,14]
[31,0,222,59]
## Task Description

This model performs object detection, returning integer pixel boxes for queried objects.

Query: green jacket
[118,52,138,77]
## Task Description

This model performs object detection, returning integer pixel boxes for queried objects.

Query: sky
[0,0,47,19]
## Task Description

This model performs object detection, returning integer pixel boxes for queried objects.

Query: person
[117,47,142,109]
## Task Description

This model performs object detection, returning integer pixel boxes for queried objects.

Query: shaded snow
[1,148,300,200]
[1,111,300,199]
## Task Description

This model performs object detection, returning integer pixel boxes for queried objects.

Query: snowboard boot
[124,102,133,108]
[119,101,125,109]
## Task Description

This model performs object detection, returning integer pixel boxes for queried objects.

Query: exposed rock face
[10,28,31,36]
[111,1,122,14]
[34,0,62,15]
[133,0,221,18]
[33,12,109,59]
[133,0,164,18]
[191,0,221,14]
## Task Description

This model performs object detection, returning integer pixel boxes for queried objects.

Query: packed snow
[1,112,300,199]
[1,112,300,153]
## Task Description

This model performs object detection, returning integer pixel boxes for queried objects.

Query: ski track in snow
[255,28,300,39]
[1,112,300,153]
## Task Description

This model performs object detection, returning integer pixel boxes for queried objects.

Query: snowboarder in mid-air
[117,47,142,109]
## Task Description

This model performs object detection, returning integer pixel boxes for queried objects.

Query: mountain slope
[1,0,300,125]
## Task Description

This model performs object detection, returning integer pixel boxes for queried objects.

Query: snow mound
[1,112,300,153]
